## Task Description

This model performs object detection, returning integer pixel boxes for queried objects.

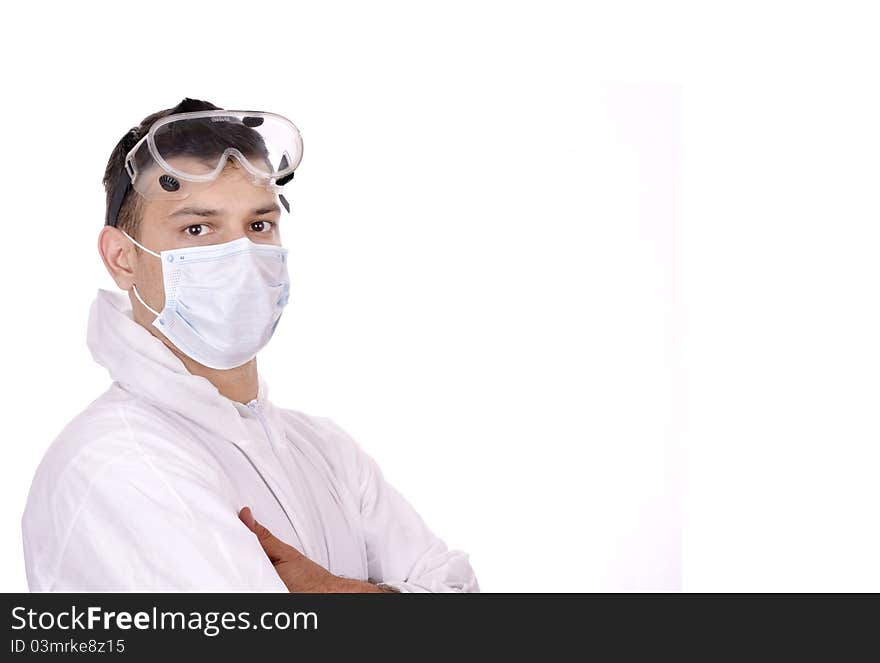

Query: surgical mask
[122,230,290,370]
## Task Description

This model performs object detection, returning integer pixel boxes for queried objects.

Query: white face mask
[122,230,291,370]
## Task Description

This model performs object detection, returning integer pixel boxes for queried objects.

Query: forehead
[138,158,279,220]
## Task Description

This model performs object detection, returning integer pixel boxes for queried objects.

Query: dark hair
[103,97,271,237]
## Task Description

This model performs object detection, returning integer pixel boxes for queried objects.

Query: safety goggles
[108,109,303,226]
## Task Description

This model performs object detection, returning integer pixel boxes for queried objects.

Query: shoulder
[24,388,142,519]
[24,385,219,512]
[21,386,224,588]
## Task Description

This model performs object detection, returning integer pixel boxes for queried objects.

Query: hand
[238,506,393,593]
[238,506,335,592]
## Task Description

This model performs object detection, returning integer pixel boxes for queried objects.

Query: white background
[0,2,681,592]
[3,1,878,593]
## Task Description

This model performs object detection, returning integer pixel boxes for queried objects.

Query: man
[21,97,479,593]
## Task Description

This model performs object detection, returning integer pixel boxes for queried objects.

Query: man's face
[128,157,283,331]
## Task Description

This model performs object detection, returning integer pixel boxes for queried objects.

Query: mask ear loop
[121,229,161,258]
[120,230,162,317]
[131,284,161,318]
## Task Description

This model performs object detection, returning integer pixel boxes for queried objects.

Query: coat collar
[86,288,270,440]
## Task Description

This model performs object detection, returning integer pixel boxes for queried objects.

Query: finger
[252,519,297,564]
[238,506,257,532]
[240,507,301,565]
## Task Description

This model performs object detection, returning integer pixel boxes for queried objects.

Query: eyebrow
[169,204,281,218]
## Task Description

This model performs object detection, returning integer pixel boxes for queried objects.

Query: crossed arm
[36,443,476,592]
[237,505,399,593]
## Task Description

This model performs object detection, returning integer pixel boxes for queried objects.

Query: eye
[249,220,275,233]
[184,224,210,237]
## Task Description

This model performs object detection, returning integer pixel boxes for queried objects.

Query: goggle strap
[107,168,132,227]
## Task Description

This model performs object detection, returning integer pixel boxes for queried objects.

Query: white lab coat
[22,288,479,592]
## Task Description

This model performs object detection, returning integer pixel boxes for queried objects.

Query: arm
[329,578,401,593]
[236,505,400,593]
[323,418,480,593]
